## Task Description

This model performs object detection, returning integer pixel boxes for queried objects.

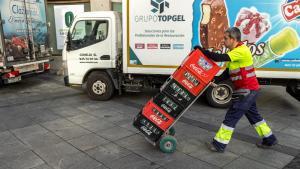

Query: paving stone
[116,134,153,152]
[11,124,48,140]
[226,139,256,155]
[242,147,294,168]
[68,133,109,151]
[4,115,36,130]
[77,103,110,113]
[0,131,21,145]
[52,152,103,169]
[106,153,160,169]
[86,143,132,166]
[103,113,132,123]
[53,125,91,140]
[79,119,116,132]
[34,142,79,169]
[0,137,29,158]
[189,142,238,167]
[281,126,300,138]
[223,157,277,169]
[96,126,134,141]
[275,132,300,150]
[236,126,259,138]
[0,151,44,169]
[112,105,139,115]
[183,110,224,126]
[160,153,219,169]
[41,119,75,131]
[117,119,141,133]
[173,122,214,142]
[0,123,8,133]
[30,164,54,169]
[126,142,189,166]
[176,138,204,154]
[92,165,109,169]
[67,114,99,124]
[21,132,63,150]
[27,109,61,123]
[87,108,123,119]
[50,107,85,118]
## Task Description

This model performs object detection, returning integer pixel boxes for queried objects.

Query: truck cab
[63,12,122,100]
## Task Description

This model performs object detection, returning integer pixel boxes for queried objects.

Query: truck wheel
[86,71,114,101]
[286,80,300,101]
[206,80,233,108]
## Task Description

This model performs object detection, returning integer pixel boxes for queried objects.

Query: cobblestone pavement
[0,73,299,169]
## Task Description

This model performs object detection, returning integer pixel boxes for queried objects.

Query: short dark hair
[225,27,241,42]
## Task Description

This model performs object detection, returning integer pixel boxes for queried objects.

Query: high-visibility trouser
[212,90,276,151]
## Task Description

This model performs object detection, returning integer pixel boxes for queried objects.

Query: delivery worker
[194,27,278,153]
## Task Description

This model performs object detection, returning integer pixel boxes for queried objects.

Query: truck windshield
[70,20,109,50]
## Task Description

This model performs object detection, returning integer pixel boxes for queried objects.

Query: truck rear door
[65,18,113,84]
[0,0,34,63]
[26,0,48,59]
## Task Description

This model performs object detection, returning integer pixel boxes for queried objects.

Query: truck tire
[86,71,114,101]
[206,80,233,108]
[286,80,300,101]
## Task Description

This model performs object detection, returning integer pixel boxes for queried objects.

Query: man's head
[224,27,241,50]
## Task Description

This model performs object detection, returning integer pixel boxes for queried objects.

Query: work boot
[205,142,224,153]
[256,139,278,149]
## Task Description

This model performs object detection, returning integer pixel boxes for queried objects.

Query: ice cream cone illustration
[253,27,300,68]
[200,0,229,51]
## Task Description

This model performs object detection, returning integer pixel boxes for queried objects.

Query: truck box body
[0,0,51,84]
[123,0,300,79]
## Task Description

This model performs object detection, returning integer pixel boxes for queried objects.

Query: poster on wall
[128,0,300,71]
[54,4,84,50]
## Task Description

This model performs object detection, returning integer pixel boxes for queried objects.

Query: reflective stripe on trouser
[254,120,273,138]
[214,124,234,145]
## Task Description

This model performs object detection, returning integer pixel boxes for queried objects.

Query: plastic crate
[181,49,220,84]
[161,78,196,107]
[172,66,207,96]
[142,100,175,131]
[133,113,163,142]
[152,92,184,118]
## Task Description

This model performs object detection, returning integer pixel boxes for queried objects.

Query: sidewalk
[0,73,299,169]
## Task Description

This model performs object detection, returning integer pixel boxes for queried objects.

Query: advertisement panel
[128,0,300,71]
[0,0,47,61]
[54,5,84,50]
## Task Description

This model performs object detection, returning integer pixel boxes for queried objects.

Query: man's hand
[193,45,204,51]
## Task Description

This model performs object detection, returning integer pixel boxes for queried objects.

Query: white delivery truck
[0,0,52,86]
[63,0,300,107]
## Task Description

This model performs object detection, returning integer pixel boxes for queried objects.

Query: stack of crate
[133,49,221,152]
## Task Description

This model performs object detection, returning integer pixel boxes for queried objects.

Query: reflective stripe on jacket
[227,44,260,90]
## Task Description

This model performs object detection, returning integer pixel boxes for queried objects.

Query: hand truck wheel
[159,135,177,153]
